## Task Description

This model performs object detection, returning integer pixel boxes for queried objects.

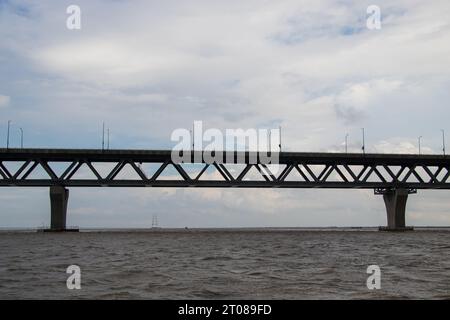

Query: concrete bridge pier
[45,186,77,232]
[377,188,415,231]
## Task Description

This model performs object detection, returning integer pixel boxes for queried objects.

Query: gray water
[0,228,449,299]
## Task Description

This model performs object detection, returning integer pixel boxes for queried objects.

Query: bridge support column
[376,188,415,231]
[45,186,74,232]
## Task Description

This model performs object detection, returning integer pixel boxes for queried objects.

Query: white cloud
[0,95,10,107]
[373,138,435,154]
[334,79,403,122]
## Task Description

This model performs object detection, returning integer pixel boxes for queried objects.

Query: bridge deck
[1,148,448,164]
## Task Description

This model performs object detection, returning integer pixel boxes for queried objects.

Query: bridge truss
[1,148,449,231]
[0,148,449,189]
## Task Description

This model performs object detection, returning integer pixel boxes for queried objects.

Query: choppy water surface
[0,228,449,299]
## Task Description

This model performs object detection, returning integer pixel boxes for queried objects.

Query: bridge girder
[0,149,449,188]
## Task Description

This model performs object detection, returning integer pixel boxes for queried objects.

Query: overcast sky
[1,0,450,228]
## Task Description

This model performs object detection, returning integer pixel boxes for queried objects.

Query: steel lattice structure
[1,148,449,189]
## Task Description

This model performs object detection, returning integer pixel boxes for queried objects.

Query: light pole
[279,126,282,152]
[442,129,446,156]
[6,120,11,149]
[345,133,349,153]
[192,123,195,151]
[418,136,422,155]
[102,122,105,151]
[107,128,110,150]
[20,127,23,148]
[361,128,365,155]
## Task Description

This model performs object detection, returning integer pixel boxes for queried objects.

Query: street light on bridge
[6,120,11,149]
[279,125,282,152]
[102,122,105,151]
[361,128,365,155]
[345,133,349,153]
[19,127,23,149]
[418,136,422,155]
[442,129,446,156]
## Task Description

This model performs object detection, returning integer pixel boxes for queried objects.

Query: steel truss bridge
[1,148,449,231]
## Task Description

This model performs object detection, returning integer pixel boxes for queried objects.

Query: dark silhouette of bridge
[1,148,449,231]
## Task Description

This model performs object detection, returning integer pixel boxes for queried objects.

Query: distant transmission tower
[152,214,159,228]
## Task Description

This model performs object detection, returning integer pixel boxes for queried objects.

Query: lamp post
[442,130,446,156]
[279,126,282,152]
[102,122,105,151]
[418,136,422,155]
[6,120,11,149]
[345,133,349,153]
[361,128,365,155]
[20,127,23,148]
[192,123,195,151]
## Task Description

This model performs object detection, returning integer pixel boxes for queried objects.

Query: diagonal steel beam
[356,165,369,181]
[0,162,12,179]
[128,162,149,181]
[219,164,235,181]
[85,161,103,180]
[320,166,334,182]
[173,163,192,182]
[343,164,358,182]
[294,164,310,182]
[278,164,294,182]
[66,161,85,180]
[422,166,439,183]
[59,161,78,180]
[372,166,387,183]
[277,164,292,181]
[261,164,276,181]
[302,164,318,182]
[12,160,31,180]
[317,165,331,181]
[401,166,415,183]
[333,165,349,182]
[212,163,230,181]
[410,167,424,183]
[382,165,398,183]
[150,161,170,181]
[0,166,7,179]
[395,166,407,181]
[254,164,270,182]
[441,167,450,183]
[107,162,128,181]
[38,160,58,180]
[21,161,39,180]
[236,164,252,181]
[105,162,124,181]
[427,166,445,183]
[195,164,209,181]
[361,166,375,183]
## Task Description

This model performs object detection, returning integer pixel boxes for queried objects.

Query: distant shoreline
[1,226,450,233]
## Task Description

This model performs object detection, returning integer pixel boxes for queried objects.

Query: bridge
[1,148,449,231]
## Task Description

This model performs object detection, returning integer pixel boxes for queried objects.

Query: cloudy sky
[1,0,450,228]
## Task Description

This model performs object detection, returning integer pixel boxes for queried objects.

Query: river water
[0,228,449,299]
